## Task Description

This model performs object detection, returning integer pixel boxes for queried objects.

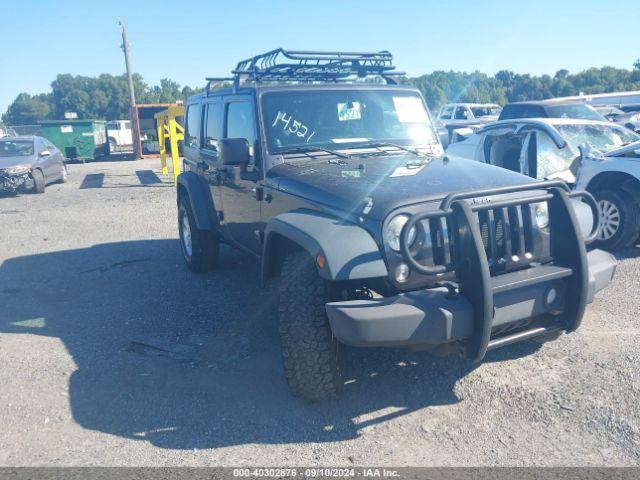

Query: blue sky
[1,0,639,116]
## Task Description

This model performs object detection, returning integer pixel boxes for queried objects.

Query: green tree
[4,64,640,126]
[2,93,52,125]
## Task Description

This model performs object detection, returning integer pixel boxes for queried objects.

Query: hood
[604,139,640,158]
[267,153,535,220]
[0,155,34,169]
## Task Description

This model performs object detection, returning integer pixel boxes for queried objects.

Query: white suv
[446,117,640,250]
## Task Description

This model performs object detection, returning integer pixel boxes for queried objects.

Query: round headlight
[533,202,549,229]
[384,214,417,251]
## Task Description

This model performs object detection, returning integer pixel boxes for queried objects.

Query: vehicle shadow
[0,239,540,450]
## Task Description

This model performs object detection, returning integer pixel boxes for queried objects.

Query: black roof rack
[206,49,404,93]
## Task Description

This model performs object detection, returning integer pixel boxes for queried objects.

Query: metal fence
[1,125,42,136]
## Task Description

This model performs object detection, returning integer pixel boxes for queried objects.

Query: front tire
[178,195,219,272]
[593,189,640,250]
[278,251,343,401]
[58,163,68,184]
[31,169,45,194]
[108,139,117,155]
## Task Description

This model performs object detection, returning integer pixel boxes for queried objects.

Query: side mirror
[219,138,250,166]
[39,150,51,157]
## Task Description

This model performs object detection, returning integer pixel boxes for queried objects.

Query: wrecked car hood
[0,156,34,169]
[267,154,535,220]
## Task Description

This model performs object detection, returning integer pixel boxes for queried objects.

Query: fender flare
[176,171,218,231]
[262,209,388,281]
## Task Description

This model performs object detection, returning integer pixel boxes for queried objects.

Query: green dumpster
[39,120,107,162]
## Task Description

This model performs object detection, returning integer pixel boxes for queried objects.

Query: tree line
[2,74,203,125]
[410,61,640,111]
[3,61,640,125]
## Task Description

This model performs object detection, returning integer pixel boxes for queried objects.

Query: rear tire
[178,194,219,272]
[31,169,45,194]
[278,251,343,401]
[593,189,640,250]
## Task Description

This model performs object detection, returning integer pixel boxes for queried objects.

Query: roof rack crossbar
[206,49,403,90]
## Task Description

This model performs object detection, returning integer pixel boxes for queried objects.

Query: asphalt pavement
[0,157,638,466]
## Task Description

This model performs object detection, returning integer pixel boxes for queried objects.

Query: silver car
[0,136,67,195]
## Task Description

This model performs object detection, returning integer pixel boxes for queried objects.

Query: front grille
[477,205,535,268]
[424,203,539,275]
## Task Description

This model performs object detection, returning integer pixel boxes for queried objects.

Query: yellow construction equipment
[154,104,185,184]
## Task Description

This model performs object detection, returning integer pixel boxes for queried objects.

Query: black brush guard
[399,180,599,362]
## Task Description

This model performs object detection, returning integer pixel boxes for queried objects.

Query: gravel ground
[0,157,638,466]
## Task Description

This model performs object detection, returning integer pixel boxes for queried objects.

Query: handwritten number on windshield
[273,111,316,143]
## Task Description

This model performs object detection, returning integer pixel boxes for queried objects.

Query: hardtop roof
[187,82,422,104]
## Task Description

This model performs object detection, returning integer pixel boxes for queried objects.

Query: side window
[107,121,118,130]
[519,106,546,118]
[123,121,131,130]
[225,101,256,145]
[204,102,222,150]
[439,105,453,120]
[185,104,201,149]
[454,106,468,120]
[535,131,576,180]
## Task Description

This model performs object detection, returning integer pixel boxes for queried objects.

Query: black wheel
[177,195,219,272]
[31,169,45,194]
[593,189,640,250]
[108,139,117,155]
[278,251,343,401]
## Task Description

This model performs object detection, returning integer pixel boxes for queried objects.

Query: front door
[35,138,56,181]
[219,96,263,255]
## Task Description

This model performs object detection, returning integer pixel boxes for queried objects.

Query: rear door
[44,139,64,181]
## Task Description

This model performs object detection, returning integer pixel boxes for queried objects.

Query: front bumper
[0,172,30,192]
[326,249,616,349]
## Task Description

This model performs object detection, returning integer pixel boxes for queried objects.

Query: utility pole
[119,19,142,159]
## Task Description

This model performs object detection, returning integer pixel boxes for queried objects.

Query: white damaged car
[446,118,640,250]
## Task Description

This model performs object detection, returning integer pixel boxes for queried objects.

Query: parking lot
[0,157,639,466]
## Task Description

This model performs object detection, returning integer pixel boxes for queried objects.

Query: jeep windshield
[261,90,439,154]
[556,123,640,154]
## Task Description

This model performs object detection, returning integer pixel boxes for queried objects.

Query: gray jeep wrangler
[176,49,617,400]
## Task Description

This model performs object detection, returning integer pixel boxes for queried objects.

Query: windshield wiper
[276,145,351,160]
[350,141,428,157]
